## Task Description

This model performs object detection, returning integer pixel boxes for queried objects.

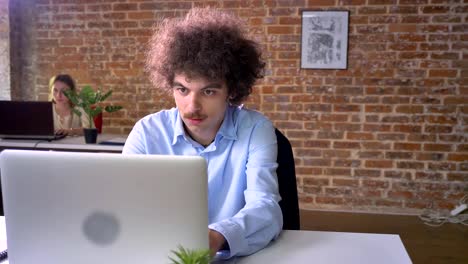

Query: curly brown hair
[146,8,265,105]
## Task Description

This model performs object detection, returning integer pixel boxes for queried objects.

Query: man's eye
[204,90,215,96]
[176,87,187,94]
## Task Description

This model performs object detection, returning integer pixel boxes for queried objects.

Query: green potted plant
[64,85,123,144]
[169,245,212,264]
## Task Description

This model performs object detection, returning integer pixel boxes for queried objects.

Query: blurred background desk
[0,134,125,153]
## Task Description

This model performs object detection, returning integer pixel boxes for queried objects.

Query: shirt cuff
[209,220,245,259]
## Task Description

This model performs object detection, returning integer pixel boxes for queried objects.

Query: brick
[324,168,352,176]
[362,179,389,188]
[358,151,384,159]
[347,132,374,140]
[365,160,393,168]
[428,162,457,171]
[306,0,334,5]
[381,116,410,123]
[389,24,417,32]
[320,114,348,122]
[361,141,391,150]
[333,178,359,187]
[394,143,421,151]
[425,125,453,133]
[267,26,294,34]
[384,171,412,180]
[422,6,450,13]
[415,172,443,180]
[355,169,381,177]
[304,140,330,148]
[113,3,137,11]
[295,148,322,157]
[447,173,468,182]
[448,154,468,162]
[377,133,406,141]
[333,141,360,149]
[397,161,425,169]
[338,0,366,4]
[388,191,414,199]
[365,105,392,113]
[399,0,428,3]
[317,131,344,140]
[334,123,361,132]
[322,150,351,158]
[363,124,391,132]
[393,125,422,133]
[304,122,332,130]
[406,200,429,209]
[416,153,445,161]
[390,6,418,14]
[303,158,331,167]
[386,152,413,159]
[303,177,329,186]
[429,69,458,78]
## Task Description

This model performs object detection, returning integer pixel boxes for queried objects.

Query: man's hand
[209,229,226,256]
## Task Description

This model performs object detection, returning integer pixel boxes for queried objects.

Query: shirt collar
[172,106,239,146]
[172,110,186,145]
[216,105,238,141]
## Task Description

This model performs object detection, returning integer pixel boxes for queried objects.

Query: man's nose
[188,93,202,111]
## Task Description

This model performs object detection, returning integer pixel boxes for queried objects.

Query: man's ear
[228,94,236,101]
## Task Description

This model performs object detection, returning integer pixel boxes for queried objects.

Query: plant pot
[83,128,98,144]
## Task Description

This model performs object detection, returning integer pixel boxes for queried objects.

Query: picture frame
[301,10,349,69]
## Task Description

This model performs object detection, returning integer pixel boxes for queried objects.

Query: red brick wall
[10,0,467,214]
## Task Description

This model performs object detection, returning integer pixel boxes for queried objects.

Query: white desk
[0,134,125,153]
[0,217,411,264]
[221,230,412,264]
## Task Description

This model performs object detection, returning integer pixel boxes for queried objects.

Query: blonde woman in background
[48,74,89,136]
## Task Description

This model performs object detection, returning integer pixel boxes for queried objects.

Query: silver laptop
[0,150,209,264]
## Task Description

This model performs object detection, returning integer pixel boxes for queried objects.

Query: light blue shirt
[123,105,283,258]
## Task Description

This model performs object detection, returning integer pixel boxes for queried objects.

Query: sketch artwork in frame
[301,11,349,69]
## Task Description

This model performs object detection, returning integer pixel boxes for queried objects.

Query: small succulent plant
[169,245,212,264]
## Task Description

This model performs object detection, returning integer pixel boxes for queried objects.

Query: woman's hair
[146,8,265,105]
[48,74,76,102]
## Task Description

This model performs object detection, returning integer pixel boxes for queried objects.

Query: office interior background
[0,0,466,215]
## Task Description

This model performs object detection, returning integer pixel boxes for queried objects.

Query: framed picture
[301,10,349,69]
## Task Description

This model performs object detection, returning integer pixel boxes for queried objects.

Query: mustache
[183,112,207,119]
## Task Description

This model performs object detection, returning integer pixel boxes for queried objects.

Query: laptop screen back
[0,101,55,139]
[0,150,209,264]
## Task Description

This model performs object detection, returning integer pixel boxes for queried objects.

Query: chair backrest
[275,128,300,230]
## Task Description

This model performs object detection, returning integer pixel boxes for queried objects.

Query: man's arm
[209,120,283,258]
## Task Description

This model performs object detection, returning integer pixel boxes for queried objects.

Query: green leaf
[100,90,113,102]
[105,105,123,113]
[169,245,211,264]
[80,85,96,105]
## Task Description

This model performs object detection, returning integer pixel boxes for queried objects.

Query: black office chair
[275,128,300,230]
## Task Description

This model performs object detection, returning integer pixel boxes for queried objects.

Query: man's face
[172,73,229,146]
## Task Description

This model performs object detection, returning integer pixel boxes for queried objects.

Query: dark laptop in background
[0,101,65,140]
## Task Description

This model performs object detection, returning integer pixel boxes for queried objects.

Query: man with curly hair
[123,8,282,259]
